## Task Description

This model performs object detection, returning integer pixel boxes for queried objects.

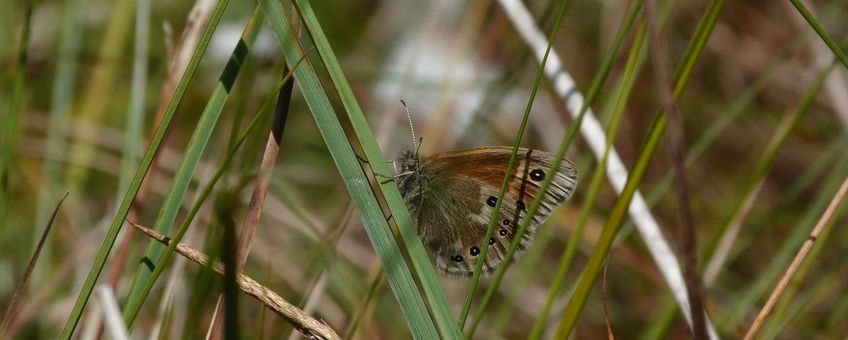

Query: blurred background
[1,0,847,338]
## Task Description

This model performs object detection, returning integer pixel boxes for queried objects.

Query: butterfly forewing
[398,147,577,276]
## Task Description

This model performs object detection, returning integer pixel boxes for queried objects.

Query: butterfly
[394,146,577,276]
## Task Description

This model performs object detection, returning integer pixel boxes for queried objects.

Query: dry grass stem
[0,192,68,336]
[743,175,848,339]
[127,221,342,340]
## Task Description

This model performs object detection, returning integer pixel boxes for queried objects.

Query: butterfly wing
[406,147,577,276]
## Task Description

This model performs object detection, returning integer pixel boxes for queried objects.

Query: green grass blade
[529,18,647,340]
[715,129,848,332]
[467,0,647,336]
[702,62,837,287]
[122,68,293,328]
[122,6,256,326]
[759,187,848,337]
[462,0,572,332]
[0,192,67,336]
[258,0,442,337]
[621,37,809,338]
[58,0,231,336]
[289,0,462,336]
[555,0,726,337]
[787,0,848,70]
[0,0,33,228]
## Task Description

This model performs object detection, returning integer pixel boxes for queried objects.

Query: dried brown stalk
[127,221,342,340]
[743,175,848,340]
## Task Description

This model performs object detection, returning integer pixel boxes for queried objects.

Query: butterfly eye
[516,200,526,211]
[451,255,464,262]
[489,237,496,245]
[530,169,545,181]
[498,228,508,236]
[502,219,511,226]
[469,246,480,256]
[486,196,497,207]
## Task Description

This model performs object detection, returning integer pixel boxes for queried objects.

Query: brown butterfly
[395,146,577,276]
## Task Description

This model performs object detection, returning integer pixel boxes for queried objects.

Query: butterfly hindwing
[399,147,577,276]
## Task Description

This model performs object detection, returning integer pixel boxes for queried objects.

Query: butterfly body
[395,147,577,276]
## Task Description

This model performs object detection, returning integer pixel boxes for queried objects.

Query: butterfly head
[395,148,428,205]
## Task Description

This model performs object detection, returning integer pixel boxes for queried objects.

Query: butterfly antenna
[401,99,417,152]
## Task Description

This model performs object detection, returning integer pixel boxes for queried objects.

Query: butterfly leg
[375,170,414,184]
[355,153,398,167]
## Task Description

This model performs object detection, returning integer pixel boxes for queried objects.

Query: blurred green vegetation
[1,0,847,338]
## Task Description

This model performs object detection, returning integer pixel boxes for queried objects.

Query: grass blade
[0,192,68,336]
[122,12,277,324]
[787,0,848,70]
[529,18,647,340]
[743,174,848,339]
[462,0,572,333]
[555,0,726,337]
[58,0,232,336]
[128,222,342,340]
[0,0,33,227]
[289,0,465,337]
[258,0,447,337]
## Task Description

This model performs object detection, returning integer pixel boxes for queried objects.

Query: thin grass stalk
[58,0,231,335]
[261,0,454,337]
[209,62,292,340]
[0,192,67,336]
[781,134,848,206]
[468,0,647,336]
[122,8,253,324]
[121,61,294,326]
[343,265,385,339]
[646,0,707,335]
[117,0,150,214]
[0,0,33,226]
[208,10,278,338]
[488,209,561,337]
[108,0,217,290]
[106,0,151,291]
[260,1,441,337]
[215,191,242,340]
[759,200,848,338]
[775,273,842,335]
[703,61,837,287]
[786,0,848,70]
[554,98,665,339]
[283,202,357,338]
[622,39,809,337]
[129,222,342,339]
[624,36,804,235]
[743,174,848,339]
[235,65,291,271]
[288,0,463,336]
[528,20,647,340]
[555,0,726,337]
[716,147,848,330]
[460,0,571,331]
[499,0,713,332]
[100,0,150,294]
